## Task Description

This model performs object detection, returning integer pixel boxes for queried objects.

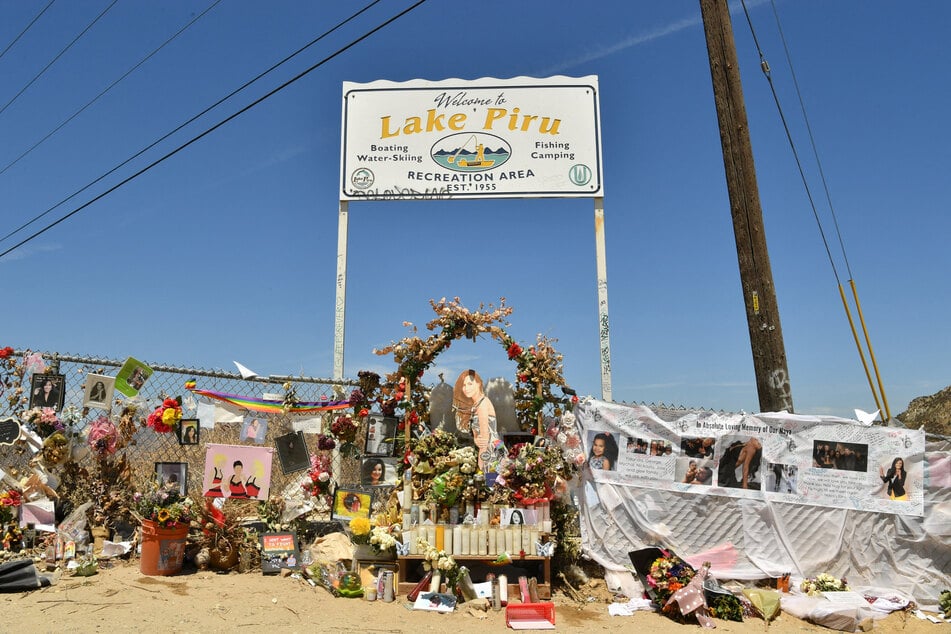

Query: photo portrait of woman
[879,457,908,501]
[30,376,63,410]
[179,420,199,445]
[361,457,386,486]
[453,369,502,471]
[588,432,619,471]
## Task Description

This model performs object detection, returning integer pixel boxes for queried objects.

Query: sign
[576,399,925,516]
[0,417,21,445]
[340,76,603,200]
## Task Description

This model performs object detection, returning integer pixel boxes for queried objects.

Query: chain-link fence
[1,351,362,518]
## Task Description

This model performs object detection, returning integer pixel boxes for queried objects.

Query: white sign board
[340,76,603,200]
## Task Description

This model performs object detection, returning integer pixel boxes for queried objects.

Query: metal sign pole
[594,196,612,401]
[333,200,349,381]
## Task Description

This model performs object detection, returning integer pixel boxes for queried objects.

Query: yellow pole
[849,279,892,421]
[838,284,883,419]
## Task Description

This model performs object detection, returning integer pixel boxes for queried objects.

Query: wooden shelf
[396,555,551,600]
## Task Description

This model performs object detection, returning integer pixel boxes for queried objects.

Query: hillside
[896,385,951,436]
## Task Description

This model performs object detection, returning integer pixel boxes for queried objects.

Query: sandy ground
[0,560,941,634]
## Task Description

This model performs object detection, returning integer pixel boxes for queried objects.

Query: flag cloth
[186,387,349,414]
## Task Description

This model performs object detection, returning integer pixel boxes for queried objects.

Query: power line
[0,0,223,177]
[0,0,119,116]
[0,0,427,260]
[0,0,55,62]
[0,0,384,245]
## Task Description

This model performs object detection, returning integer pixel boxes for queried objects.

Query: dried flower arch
[373,298,572,432]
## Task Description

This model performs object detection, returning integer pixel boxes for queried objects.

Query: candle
[435,524,445,551]
[452,525,463,556]
[460,526,470,555]
[504,526,515,553]
[477,527,487,555]
[404,530,415,555]
[443,526,453,554]
[487,527,498,555]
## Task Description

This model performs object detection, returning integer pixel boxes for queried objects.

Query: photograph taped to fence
[83,374,115,410]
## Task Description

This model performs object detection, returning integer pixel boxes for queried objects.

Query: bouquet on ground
[800,572,849,596]
[133,484,194,528]
[417,537,461,590]
[645,550,695,607]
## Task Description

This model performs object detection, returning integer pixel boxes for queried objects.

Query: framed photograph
[275,431,310,475]
[114,357,153,397]
[360,456,399,486]
[240,414,268,444]
[28,374,65,411]
[201,443,273,500]
[83,374,115,410]
[364,414,397,456]
[502,432,535,450]
[259,532,301,575]
[331,486,372,521]
[500,507,537,526]
[178,419,200,445]
[155,462,187,496]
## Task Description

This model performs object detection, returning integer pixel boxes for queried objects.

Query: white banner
[576,399,925,516]
[340,76,603,200]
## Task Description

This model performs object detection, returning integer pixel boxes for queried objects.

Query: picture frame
[178,419,200,445]
[155,461,188,496]
[83,374,115,410]
[331,485,372,521]
[240,414,268,444]
[501,432,535,450]
[275,431,310,475]
[28,373,65,411]
[360,456,399,486]
[259,532,301,575]
[364,414,397,456]
[114,357,153,397]
[0,417,21,446]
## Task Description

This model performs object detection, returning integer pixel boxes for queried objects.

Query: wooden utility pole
[699,0,794,413]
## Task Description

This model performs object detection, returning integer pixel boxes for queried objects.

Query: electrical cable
[0,0,223,177]
[0,0,119,117]
[0,0,384,245]
[0,0,427,260]
[739,0,891,419]
[738,0,840,285]
[0,0,56,62]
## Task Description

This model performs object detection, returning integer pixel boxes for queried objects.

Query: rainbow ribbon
[186,387,350,414]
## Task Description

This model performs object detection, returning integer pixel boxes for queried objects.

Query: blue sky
[1,1,948,420]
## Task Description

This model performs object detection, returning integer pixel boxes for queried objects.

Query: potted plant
[132,484,193,576]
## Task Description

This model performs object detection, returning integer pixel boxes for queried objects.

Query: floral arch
[370,298,574,433]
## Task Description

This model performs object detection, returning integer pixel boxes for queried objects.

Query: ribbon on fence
[185,386,350,415]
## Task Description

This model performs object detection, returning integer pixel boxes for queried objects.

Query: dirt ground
[0,559,941,634]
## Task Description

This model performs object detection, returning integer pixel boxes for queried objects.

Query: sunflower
[157,509,170,523]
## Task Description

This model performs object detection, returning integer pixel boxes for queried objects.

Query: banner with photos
[576,399,925,516]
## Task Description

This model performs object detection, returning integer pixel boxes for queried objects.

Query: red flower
[358,408,369,417]
[408,411,419,425]
[0,346,13,359]
[507,343,523,359]
[571,395,579,404]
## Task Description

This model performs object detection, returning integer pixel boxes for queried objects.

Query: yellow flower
[162,407,181,426]
[349,517,371,536]
[157,509,170,523]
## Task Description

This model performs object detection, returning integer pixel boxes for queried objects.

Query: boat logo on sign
[431,133,511,173]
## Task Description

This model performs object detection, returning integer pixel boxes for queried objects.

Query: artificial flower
[0,347,13,359]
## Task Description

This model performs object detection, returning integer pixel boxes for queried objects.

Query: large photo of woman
[453,369,504,471]
[879,456,909,501]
